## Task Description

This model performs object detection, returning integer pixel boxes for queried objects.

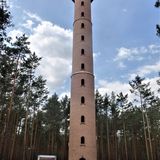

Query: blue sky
[8,0,160,98]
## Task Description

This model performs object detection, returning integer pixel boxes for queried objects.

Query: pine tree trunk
[123,122,128,160]
[100,120,104,160]
[5,53,20,137]
[142,111,150,160]
[145,113,153,160]
[28,113,36,160]
[140,94,150,160]
[63,120,68,160]
[23,70,32,160]
[23,107,29,160]
[0,54,20,159]
[9,114,18,160]
[1,111,15,160]
[106,117,110,160]
[47,132,50,153]
[132,132,137,160]
[51,132,55,154]
[33,120,38,154]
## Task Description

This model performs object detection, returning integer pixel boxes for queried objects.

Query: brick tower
[69,0,97,160]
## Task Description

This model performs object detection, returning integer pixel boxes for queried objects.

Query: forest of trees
[0,2,160,160]
[95,78,160,160]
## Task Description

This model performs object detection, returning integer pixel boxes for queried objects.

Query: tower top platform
[72,0,93,2]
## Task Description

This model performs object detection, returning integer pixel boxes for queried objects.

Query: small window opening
[81,1,84,6]
[81,136,85,144]
[81,49,85,55]
[81,96,85,104]
[81,23,85,28]
[81,35,84,41]
[81,116,85,123]
[81,79,85,86]
[81,12,84,17]
[81,63,85,70]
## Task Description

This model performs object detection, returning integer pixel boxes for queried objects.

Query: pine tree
[117,92,131,160]
[95,90,104,160]
[60,95,70,160]
[129,75,155,160]
[103,93,111,160]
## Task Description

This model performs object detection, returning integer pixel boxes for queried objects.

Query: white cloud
[114,45,160,62]
[137,62,160,77]
[29,21,72,59]
[145,77,159,96]
[23,11,42,22]
[129,62,160,79]
[148,44,160,54]
[97,80,130,96]
[8,11,73,93]
[38,57,71,86]
[22,20,34,30]
[114,47,131,61]
[97,77,159,102]
[27,19,72,93]
[97,80,135,102]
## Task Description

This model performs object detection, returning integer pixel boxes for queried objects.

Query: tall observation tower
[69,0,97,160]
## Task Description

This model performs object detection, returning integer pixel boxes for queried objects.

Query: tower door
[80,158,86,160]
